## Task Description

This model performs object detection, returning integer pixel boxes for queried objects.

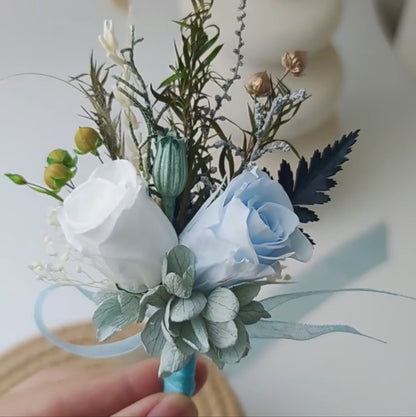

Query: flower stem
[163,354,196,397]
[161,193,196,396]
[162,196,175,223]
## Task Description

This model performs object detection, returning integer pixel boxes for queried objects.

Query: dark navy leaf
[299,228,315,246]
[291,130,359,206]
[261,167,273,180]
[294,206,319,223]
[277,159,294,199]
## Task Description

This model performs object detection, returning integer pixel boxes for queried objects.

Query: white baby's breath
[30,209,114,289]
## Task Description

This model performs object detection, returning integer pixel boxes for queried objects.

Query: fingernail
[147,393,198,417]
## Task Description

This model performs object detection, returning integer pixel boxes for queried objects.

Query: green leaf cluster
[72,56,123,161]
[90,246,275,376]
[137,246,270,376]
[152,1,223,229]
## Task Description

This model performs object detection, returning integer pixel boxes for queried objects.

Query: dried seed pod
[246,71,272,97]
[281,51,307,77]
[44,163,69,190]
[74,127,101,154]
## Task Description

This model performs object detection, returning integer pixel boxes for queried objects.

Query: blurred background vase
[375,0,416,81]
[179,0,344,141]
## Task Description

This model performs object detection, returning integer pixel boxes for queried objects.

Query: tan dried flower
[281,51,307,77]
[246,71,272,97]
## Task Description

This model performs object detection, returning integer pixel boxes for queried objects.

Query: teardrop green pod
[153,130,188,221]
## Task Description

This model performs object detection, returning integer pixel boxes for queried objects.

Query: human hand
[0,358,207,416]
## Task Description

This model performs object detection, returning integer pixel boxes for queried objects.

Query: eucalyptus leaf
[164,271,193,299]
[169,321,182,338]
[181,318,210,353]
[238,301,271,325]
[247,320,384,343]
[93,290,118,306]
[159,342,192,378]
[191,316,210,353]
[137,285,170,322]
[202,287,239,323]
[175,336,197,356]
[170,291,207,322]
[161,296,176,343]
[118,292,141,316]
[141,309,165,356]
[92,296,137,342]
[181,332,198,351]
[218,318,250,364]
[231,283,261,306]
[162,245,195,279]
[206,320,238,349]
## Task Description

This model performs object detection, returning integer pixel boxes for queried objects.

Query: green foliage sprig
[71,57,123,161]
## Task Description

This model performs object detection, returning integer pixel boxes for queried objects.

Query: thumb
[113,392,198,417]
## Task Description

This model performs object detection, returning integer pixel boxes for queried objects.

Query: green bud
[153,130,188,222]
[74,127,101,154]
[47,149,77,168]
[153,130,188,198]
[44,163,70,191]
[5,173,27,185]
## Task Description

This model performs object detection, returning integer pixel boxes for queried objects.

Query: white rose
[56,159,178,292]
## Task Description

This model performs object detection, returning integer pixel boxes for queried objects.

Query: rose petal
[180,167,313,291]
[218,198,257,263]
[58,178,124,234]
[57,159,177,292]
[289,228,314,262]
[227,169,293,210]
[89,159,140,189]
[246,207,276,244]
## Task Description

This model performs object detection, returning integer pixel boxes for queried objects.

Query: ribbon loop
[34,285,143,359]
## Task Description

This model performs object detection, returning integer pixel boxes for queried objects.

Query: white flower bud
[122,108,139,129]
[98,20,125,66]
[113,87,133,107]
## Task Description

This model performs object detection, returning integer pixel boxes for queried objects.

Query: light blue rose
[180,167,313,292]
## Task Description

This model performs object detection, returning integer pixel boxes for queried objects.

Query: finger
[10,367,82,392]
[0,358,162,416]
[11,357,207,396]
[113,393,198,417]
[194,359,208,396]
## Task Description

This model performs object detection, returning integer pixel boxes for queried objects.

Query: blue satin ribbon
[34,285,193,396]
[34,285,142,359]
[163,354,196,396]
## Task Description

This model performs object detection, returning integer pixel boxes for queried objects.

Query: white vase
[178,0,344,140]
